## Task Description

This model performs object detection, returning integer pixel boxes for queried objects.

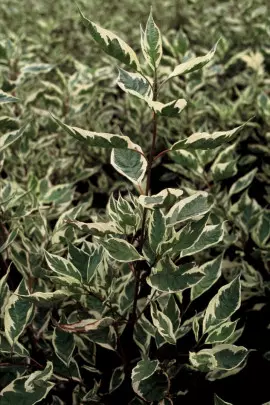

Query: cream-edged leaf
[229,168,257,197]
[0,90,19,103]
[132,359,159,384]
[138,188,183,209]
[19,290,70,307]
[4,280,33,346]
[148,99,187,117]
[151,301,176,345]
[57,317,114,333]
[0,124,28,153]
[79,10,141,71]
[203,276,241,333]
[167,42,218,80]
[191,254,223,301]
[205,320,238,344]
[170,123,246,151]
[214,394,233,405]
[52,114,142,151]
[166,191,210,226]
[141,10,163,69]
[180,222,225,258]
[147,257,204,293]
[66,219,120,236]
[117,68,153,100]
[100,237,143,262]
[111,147,147,186]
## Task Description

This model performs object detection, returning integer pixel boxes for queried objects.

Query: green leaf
[19,290,70,307]
[170,123,246,151]
[0,90,19,103]
[167,42,218,80]
[205,320,238,344]
[141,9,163,70]
[180,222,225,258]
[100,237,143,262]
[0,124,28,153]
[52,327,75,367]
[214,394,233,405]
[111,147,147,186]
[0,361,54,405]
[138,188,183,209]
[79,9,141,71]
[4,280,33,346]
[229,168,257,196]
[148,257,204,293]
[191,254,223,301]
[44,251,82,284]
[151,301,176,345]
[190,344,248,371]
[117,68,152,100]
[132,359,159,383]
[203,276,241,333]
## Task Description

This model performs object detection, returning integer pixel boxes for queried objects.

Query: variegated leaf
[148,257,204,293]
[44,251,82,284]
[191,254,223,301]
[21,63,54,74]
[66,219,120,236]
[4,280,33,346]
[148,209,166,253]
[229,168,257,196]
[0,361,54,404]
[0,124,28,153]
[167,42,218,80]
[0,230,18,253]
[68,243,103,283]
[166,191,210,226]
[132,371,169,402]
[52,114,143,151]
[79,10,141,71]
[151,301,176,345]
[132,359,159,384]
[191,344,248,372]
[138,188,183,209]
[205,320,238,344]
[111,147,147,186]
[203,276,241,333]
[117,68,153,100]
[148,99,187,117]
[141,10,162,69]
[52,327,75,366]
[214,394,233,405]
[170,123,246,151]
[100,237,143,262]
[180,222,225,258]
[19,290,70,307]
[57,317,114,333]
[0,90,19,103]
[109,366,125,393]
[159,214,208,256]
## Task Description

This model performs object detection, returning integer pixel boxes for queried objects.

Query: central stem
[131,71,158,323]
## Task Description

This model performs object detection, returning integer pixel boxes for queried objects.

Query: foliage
[0,1,270,404]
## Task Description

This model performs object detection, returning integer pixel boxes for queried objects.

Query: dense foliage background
[0,0,269,404]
